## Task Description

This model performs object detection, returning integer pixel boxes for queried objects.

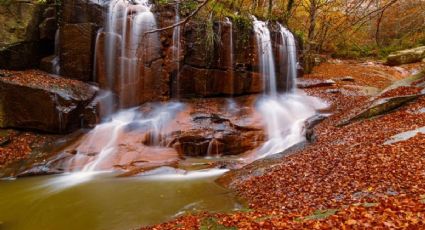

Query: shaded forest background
[194,0,425,59]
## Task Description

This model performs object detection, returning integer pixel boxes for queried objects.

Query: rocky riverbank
[145,59,425,229]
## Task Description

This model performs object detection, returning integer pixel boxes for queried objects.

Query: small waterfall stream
[52,30,61,75]
[252,17,278,96]
[103,0,159,108]
[252,19,327,158]
[172,1,182,98]
[279,24,297,92]
[224,17,234,95]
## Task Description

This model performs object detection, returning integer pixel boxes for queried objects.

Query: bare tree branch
[145,0,212,34]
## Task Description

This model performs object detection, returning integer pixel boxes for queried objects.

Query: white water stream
[252,19,327,158]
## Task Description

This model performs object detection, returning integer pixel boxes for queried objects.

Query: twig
[144,0,212,34]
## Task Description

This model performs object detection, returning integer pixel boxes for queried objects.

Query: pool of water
[0,170,242,230]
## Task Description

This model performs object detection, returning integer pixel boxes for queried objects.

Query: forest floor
[145,59,425,229]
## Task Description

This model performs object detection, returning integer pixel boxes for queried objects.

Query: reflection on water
[0,171,241,230]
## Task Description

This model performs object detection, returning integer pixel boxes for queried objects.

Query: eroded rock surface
[387,46,425,66]
[0,70,97,133]
[0,1,45,69]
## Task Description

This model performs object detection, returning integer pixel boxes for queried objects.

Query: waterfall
[69,0,165,172]
[67,103,184,172]
[279,24,297,92]
[225,17,234,95]
[172,1,182,98]
[252,19,327,158]
[101,0,159,109]
[52,30,60,75]
[252,17,277,97]
[55,13,326,176]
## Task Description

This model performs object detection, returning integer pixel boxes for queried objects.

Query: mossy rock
[0,0,45,69]
[386,46,425,66]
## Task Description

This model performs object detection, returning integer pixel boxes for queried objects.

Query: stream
[0,170,242,229]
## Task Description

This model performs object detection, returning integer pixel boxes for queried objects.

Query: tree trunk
[268,0,272,16]
[306,1,317,52]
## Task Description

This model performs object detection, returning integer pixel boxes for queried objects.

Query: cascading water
[103,0,159,108]
[252,17,277,96]
[172,1,182,98]
[64,0,168,173]
[252,19,327,158]
[225,17,234,95]
[52,29,60,75]
[279,24,297,92]
[67,103,184,173]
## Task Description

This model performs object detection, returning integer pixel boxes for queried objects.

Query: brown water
[0,171,242,230]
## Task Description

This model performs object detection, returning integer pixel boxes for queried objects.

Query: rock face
[57,0,107,81]
[59,23,97,81]
[0,70,97,133]
[175,19,262,97]
[61,0,107,26]
[143,113,265,157]
[386,46,425,66]
[17,0,302,105]
[0,1,45,69]
[337,72,425,126]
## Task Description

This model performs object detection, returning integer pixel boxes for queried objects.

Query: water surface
[0,172,242,230]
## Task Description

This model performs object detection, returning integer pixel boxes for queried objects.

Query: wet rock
[339,76,355,82]
[61,0,107,26]
[384,126,425,145]
[39,17,57,40]
[17,164,64,177]
[60,23,97,81]
[40,55,59,74]
[326,89,341,94]
[339,71,425,126]
[297,79,336,88]
[0,1,45,69]
[304,114,327,142]
[0,136,10,147]
[177,65,263,97]
[0,70,97,133]
[144,114,265,157]
[94,32,120,90]
[386,46,425,66]
[338,94,423,126]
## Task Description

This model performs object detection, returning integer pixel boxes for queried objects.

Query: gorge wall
[0,0,303,110]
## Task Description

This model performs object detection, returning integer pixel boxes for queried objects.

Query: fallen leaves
[0,131,38,166]
[145,196,425,229]
[144,59,425,229]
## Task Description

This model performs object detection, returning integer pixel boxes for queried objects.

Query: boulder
[337,72,425,126]
[39,16,57,40]
[59,23,97,81]
[0,43,40,70]
[337,94,423,126]
[143,114,265,157]
[0,1,45,69]
[40,55,60,74]
[61,0,107,26]
[386,46,425,66]
[0,70,97,133]
[297,79,336,88]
